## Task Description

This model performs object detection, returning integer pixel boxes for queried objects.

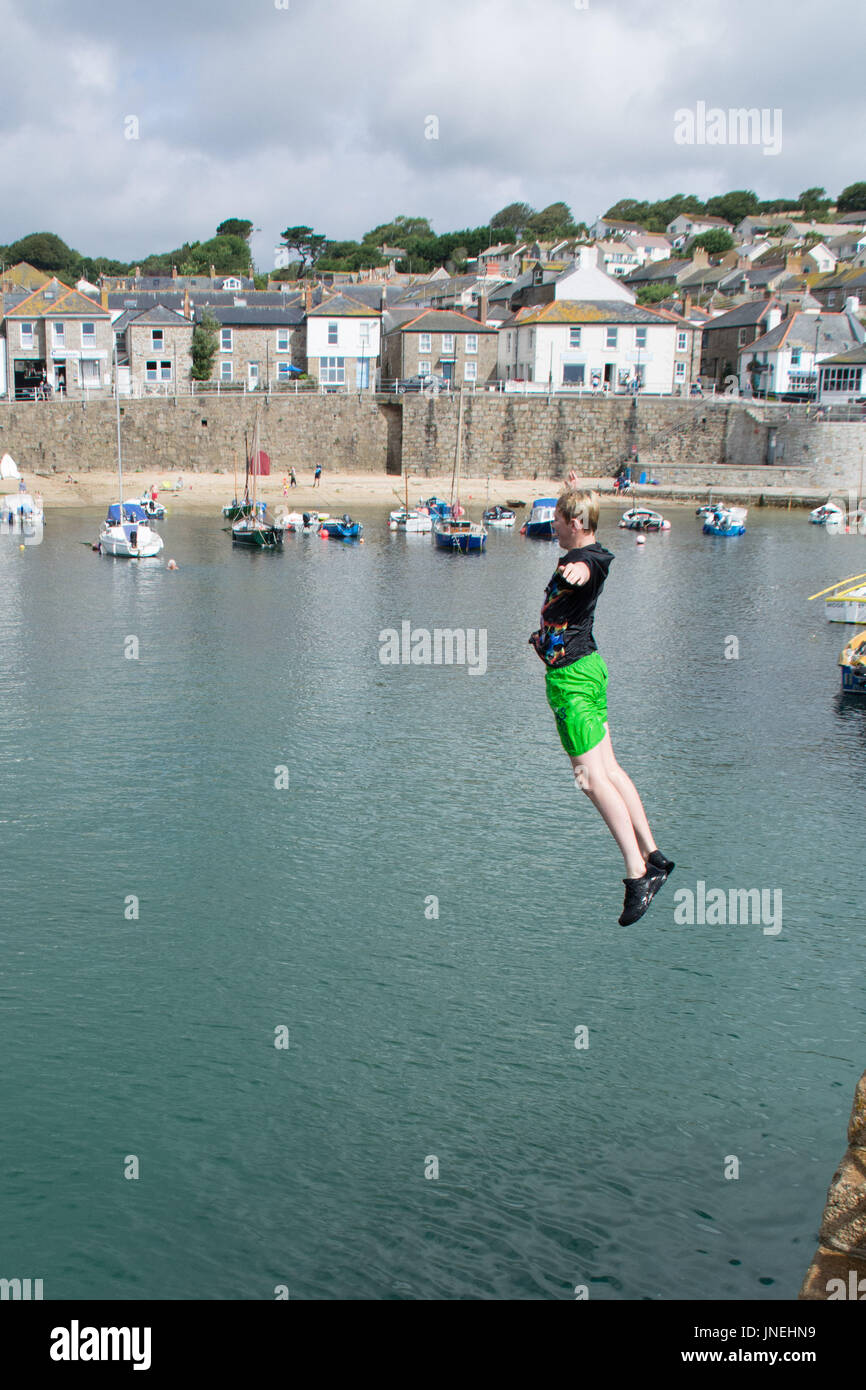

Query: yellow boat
[839,629,866,693]
[808,572,866,624]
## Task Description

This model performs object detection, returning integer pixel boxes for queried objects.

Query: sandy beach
[12,468,821,513]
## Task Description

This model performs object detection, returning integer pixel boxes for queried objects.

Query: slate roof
[510,300,691,327]
[194,305,305,326]
[749,311,859,353]
[701,300,781,331]
[812,266,866,291]
[384,307,497,335]
[625,258,689,283]
[108,291,186,312]
[122,305,192,328]
[308,294,380,318]
[819,343,866,365]
[5,277,108,317]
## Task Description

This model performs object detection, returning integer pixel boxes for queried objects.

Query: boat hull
[433,524,486,552]
[232,523,283,548]
[826,598,866,623]
[99,524,164,558]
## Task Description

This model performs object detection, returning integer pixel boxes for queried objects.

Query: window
[464,361,477,381]
[419,332,432,353]
[53,321,65,345]
[563,363,586,385]
[320,356,345,385]
[677,331,688,351]
[152,329,164,351]
[277,362,294,380]
[82,321,96,346]
[220,328,233,352]
[675,362,686,382]
[822,366,862,393]
[569,327,581,348]
[146,360,158,382]
[606,327,618,348]
[277,330,291,352]
[327,322,338,345]
[737,328,748,347]
[20,322,34,348]
[417,361,431,377]
[466,334,478,354]
[220,361,233,382]
[635,327,647,349]
[359,323,371,347]
[160,360,172,381]
[442,334,455,355]
[81,360,101,386]
[790,348,801,366]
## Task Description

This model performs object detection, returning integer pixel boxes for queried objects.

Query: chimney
[683,292,693,318]
[304,283,313,313]
[737,255,750,269]
[691,247,710,268]
[844,295,861,316]
[101,285,109,311]
[478,290,489,324]
[210,264,216,282]
[172,264,178,280]
[765,305,783,331]
[785,253,803,274]
[183,287,191,320]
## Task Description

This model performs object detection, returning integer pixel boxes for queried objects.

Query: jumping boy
[529,485,674,924]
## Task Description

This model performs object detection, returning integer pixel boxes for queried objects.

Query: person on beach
[313,464,322,488]
[290,467,297,488]
[529,477,674,925]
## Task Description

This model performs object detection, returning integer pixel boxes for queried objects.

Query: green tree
[490,202,534,234]
[279,225,327,275]
[191,311,220,381]
[636,282,677,305]
[6,231,82,280]
[525,202,576,238]
[690,229,735,255]
[799,187,828,215]
[836,182,866,213]
[216,218,254,240]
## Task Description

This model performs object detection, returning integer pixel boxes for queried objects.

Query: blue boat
[320,514,363,541]
[522,497,557,538]
[433,517,487,552]
[420,496,451,519]
[702,505,747,537]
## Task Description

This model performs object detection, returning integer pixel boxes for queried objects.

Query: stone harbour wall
[799,1071,866,1299]
[1,392,865,492]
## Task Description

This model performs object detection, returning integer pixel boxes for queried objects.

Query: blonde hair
[557,488,599,533]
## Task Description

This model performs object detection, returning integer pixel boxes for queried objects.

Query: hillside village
[3,203,866,409]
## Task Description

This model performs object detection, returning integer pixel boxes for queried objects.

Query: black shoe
[647,849,675,877]
[619,871,664,925]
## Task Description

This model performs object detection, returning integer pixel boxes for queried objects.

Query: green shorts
[545,652,609,756]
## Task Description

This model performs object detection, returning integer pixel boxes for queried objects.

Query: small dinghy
[702,506,747,537]
[619,507,671,532]
[810,502,845,526]
[320,513,363,541]
[521,498,557,538]
[483,505,516,528]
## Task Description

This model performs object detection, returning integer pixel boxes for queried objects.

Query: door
[357,358,370,390]
[442,361,454,382]
[248,362,260,390]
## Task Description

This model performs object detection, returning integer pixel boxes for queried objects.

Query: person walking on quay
[313,464,322,488]
[529,480,674,925]
[290,467,297,488]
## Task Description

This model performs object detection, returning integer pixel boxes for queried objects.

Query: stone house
[699,299,784,388]
[114,304,194,392]
[381,308,498,386]
[1,276,113,398]
[198,304,306,389]
[739,306,865,398]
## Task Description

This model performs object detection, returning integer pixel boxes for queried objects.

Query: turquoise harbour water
[1,501,863,1301]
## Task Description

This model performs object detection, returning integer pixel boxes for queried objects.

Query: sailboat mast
[114,344,124,514]
[453,386,465,512]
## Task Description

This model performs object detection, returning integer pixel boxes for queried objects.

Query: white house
[498,300,696,394]
[666,214,732,249]
[818,345,866,403]
[738,305,864,398]
[306,294,381,389]
[595,240,640,278]
[624,232,672,266]
[553,247,636,304]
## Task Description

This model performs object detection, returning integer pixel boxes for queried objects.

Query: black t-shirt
[529,542,614,668]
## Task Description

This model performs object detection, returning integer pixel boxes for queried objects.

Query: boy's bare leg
[596,727,658,859]
[570,742,646,879]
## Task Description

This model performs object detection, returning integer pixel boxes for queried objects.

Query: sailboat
[230,414,283,549]
[389,468,433,532]
[98,351,164,559]
[432,389,487,553]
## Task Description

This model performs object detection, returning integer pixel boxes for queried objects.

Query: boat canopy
[532,497,558,508]
[107,502,148,523]
[0,453,22,480]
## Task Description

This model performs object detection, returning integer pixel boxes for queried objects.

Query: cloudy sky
[1,0,863,269]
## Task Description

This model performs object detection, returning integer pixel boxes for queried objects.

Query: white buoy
[636,535,646,546]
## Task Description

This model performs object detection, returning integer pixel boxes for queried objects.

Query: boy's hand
[560,560,591,586]
[566,469,579,487]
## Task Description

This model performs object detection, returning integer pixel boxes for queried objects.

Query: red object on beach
[250,449,271,476]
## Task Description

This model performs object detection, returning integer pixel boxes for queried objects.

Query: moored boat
[100,502,164,558]
[702,505,747,537]
[809,572,866,624]
[483,505,516,528]
[839,629,866,692]
[232,513,283,548]
[521,497,557,538]
[320,513,363,541]
[619,506,671,532]
[810,501,845,526]
[432,389,486,553]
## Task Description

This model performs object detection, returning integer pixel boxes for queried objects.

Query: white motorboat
[393,509,433,532]
[2,491,44,531]
[808,572,866,624]
[620,507,671,532]
[810,502,845,525]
